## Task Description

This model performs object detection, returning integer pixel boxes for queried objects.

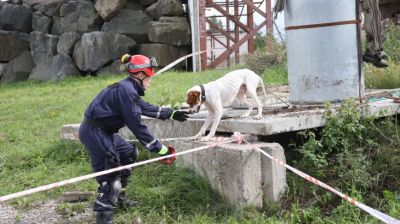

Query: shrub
[246,33,286,74]
[289,101,400,217]
[383,22,400,63]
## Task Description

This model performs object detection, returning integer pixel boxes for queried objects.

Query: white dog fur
[186,69,267,141]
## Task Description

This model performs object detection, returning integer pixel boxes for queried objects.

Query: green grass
[364,61,400,89]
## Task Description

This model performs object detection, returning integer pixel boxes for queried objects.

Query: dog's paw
[199,136,212,142]
[240,113,251,118]
[254,114,263,119]
[190,135,200,140]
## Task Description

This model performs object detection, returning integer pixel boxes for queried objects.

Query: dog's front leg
[192,111,214,140]
[200,108,222,142]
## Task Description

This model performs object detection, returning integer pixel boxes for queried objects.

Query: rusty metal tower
[189,0,273,71]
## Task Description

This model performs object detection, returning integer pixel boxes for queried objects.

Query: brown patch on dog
[186,91,201,107]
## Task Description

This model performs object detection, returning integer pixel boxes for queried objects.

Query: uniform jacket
[84,77,173,152]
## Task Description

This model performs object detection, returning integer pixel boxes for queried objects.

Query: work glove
[158,145,176,165]
[170,110,189,122]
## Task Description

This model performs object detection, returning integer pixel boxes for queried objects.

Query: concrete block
[164,140,263,207]
[259,143,287,202]
[162,140,286,206]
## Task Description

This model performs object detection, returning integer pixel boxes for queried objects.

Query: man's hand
[170,110,189,122]
[158,145,176,165]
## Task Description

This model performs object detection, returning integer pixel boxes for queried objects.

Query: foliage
[246,33,286,74]
[288,101,400,221]
[383,21,400,63]
[364,61,400,89]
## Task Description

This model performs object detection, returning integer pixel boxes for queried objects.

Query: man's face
[139,72,152,90]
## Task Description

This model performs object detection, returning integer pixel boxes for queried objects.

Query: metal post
[234,0,240,64]
[199,0,207,70]
[247,0,255,54]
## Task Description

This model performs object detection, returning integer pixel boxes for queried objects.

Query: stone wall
[0,0,190,83]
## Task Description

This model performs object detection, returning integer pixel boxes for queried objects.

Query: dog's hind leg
[247,88,263,119]
[239,97,253,118]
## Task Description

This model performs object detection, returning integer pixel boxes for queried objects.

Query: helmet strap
[129,74,146,88]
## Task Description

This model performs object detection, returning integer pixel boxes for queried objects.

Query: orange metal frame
[199,0,272,70]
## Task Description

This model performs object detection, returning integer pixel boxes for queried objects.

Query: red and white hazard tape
[253,145,400,224]
[0,136,236,203]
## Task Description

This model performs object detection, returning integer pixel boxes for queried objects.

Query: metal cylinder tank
[284,0,363,104]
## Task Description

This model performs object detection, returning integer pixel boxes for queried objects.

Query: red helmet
[121,54,158,77]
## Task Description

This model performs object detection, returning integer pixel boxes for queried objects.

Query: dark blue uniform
[79,77,173,184]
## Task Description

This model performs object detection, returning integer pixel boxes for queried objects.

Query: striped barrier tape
[253,145,400,224]
[0,136,237,202]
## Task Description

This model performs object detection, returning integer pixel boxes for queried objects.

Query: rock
[145,2,158,18]
[0,3,32,33]
[50,16,62,35]
[98,59,122,75]
[59,0,103,34]
[157,0,184,17]
[95,0,126,21]
[124,2,143,10]
[73,31,136,72]
[62,191,94,202]
[0,30,30,62]
[8,0,23,4]
[30,31,59,65]
[23,0,43,7]
[57,32,80,55]
[32,0,62,17]
[32,11,52,33]
[148,17,190,46]
[139,0,156,6]
[101,9,152,43]
[0,63,6,80]
[1,51,34,83]
[138,43,188,67]
[29,54,80,80]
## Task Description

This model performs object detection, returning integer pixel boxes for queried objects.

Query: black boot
[96,211,114,224]
[117,177,140,209]
[363,51,388,68]
[94,179,122,211]
[118,191,140,208]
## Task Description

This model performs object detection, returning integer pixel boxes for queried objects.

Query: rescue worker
[273,0,388,68]
[360,0,388,68]
[78,54,189,224]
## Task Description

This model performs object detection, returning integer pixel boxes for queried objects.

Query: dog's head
[186,90,201,114]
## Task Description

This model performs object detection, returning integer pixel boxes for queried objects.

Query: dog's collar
[199,84,206,103]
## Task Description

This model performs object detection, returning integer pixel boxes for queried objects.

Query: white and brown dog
[186,69,267,141]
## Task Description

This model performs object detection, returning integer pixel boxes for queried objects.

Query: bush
[288,101,400,217]
[383,22,400,63]
[246,33,286,74]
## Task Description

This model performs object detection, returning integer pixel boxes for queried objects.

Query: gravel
[0,199,94,224]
